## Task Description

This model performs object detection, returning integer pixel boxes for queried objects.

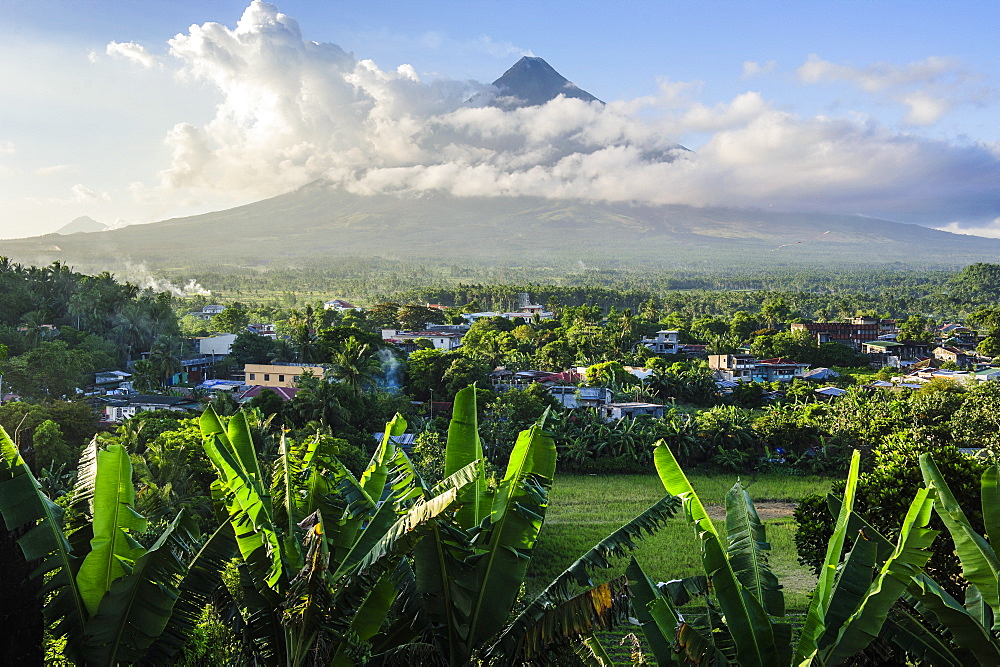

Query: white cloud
[106,41,157,69]
[937,219,1000,239]
[34,164,71,176]
[70,183,110,202]
[742,60,776,78]
[0,141,14,155]
[796,54,980,126]
[124,1,999,226]
[797,54,964,91]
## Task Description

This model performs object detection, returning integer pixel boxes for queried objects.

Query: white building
[324,299,361,311]
[381,329,464,350]
[199,333,238,356]
[547,385,613,409]
[640,330,682,355]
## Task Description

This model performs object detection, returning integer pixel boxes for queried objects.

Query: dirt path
[704,501,798,520]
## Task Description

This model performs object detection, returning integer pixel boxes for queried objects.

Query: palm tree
[328,336,381,394]
[129,360,158,394]
[147,338,182,389]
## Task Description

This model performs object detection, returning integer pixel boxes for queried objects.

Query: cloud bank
[136,1,998,229]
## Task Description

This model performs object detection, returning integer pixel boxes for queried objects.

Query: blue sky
[1,0,997,238]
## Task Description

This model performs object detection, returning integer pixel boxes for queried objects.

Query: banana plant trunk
[0,523,43,663]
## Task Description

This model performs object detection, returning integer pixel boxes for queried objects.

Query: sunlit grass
[527,472,834,613]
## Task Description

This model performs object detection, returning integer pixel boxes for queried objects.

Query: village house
[754,358,812,382]
[323,299,361,311]
[548,385,614,409]
[707,354,760,382]
[933,346,973,368]
[381,329,464,350]
[938,323,977,348]
[462,305,554,324]
[247,323,277,338]
[599,402,666,422]
[860,339,930,368]
[100,394,200,423]
[708,354,810,382]
[244,363,327,388]
[237,385,300,403]
[94,370,131,390]
[199,333,238,356]
[790,316,897,350]
[639,330,682,355]
[189,304,226,321]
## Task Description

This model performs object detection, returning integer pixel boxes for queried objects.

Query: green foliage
[0,400,98,465]
[587,361,635,387]
[32,419,71,472]
[209,302,250,334]
[0,341,94,399]
[229,331,283,366]
[948,262,1000,304]
[950,381,1000,450]
[246,387,285,417]
[898,314,935,344]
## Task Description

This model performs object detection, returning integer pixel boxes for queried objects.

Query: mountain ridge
[3,181,998,273]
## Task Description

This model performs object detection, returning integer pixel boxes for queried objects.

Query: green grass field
[526,471,834,614]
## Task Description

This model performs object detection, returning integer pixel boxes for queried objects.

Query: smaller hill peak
[56,216,107,235]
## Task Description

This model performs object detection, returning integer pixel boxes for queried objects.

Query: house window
[293,376,299,382]
[264,374,270,381]
[249,373,256,380]
[278,375,285,383]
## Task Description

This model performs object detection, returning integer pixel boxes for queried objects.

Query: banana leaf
[821,487,939,664]
[76,443,148,617]
[654,442,785,667]
[904,570,1000,662]
[816,531,878,649]
[360,413,407,503]
[794,449,861,664]
[506,576,631,664]
[0,423,88,658]
[201,408,284,595]
[701,528,785,666]
[982,466,1000,548]
[725,481,784,617]
[445,386,486,530]
[332,484,469,638]
[827,489,998,663]
[466,423,556,657]
[144,520,239,664]
[626,557,685,665]
[488,494,681,662]
[81,511,198,665]
[69,437,99,519]
[283,511,335,667]
[653,440,715,537]
[883,605,966,667]
[920,453,1000,630]
[576,634,614,667]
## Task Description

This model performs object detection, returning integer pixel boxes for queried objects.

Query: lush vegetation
[5,260,1000,663]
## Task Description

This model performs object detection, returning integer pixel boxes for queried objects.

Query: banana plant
[0,429,202,664]
[377,386,684,665]
[866,452,1000,665]
[197,406,478,665]
[630,444,941,666]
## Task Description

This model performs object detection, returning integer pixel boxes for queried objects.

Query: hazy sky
[1,0,997,239]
